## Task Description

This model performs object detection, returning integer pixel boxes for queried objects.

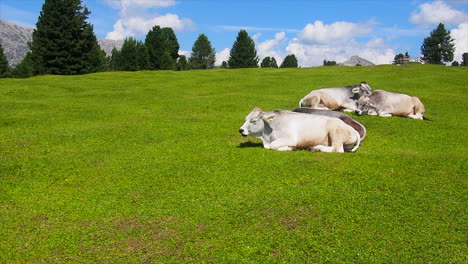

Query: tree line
[0,1,467,78]
[0,0,299,78]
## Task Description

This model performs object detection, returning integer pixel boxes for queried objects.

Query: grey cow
[299,81,372,112]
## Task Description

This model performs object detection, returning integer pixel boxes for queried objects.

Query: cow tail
[350,128,361,152]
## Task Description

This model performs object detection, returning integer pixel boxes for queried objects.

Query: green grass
[1,64,467,263]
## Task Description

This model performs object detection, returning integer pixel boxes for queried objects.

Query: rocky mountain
[97,38,124,57]
[0,19,123,67]
[0,19,33,67]
[339,55,375,66]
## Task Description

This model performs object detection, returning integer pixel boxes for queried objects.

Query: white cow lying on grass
[355,90,427,120]
[299,81,372,112]
[239,107,361,153]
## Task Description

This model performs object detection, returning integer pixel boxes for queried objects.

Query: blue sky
[1,0,467,66]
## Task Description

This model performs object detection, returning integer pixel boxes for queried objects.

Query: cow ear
[263,113,277,122]
[352,87,360,94]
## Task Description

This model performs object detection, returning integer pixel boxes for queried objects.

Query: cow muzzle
[239,128,248,137]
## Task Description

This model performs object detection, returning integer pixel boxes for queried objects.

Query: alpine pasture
[1,64,467,262]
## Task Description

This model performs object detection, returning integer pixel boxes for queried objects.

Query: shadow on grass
[237,141,263,148]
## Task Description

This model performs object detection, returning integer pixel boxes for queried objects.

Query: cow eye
[250,120,257,124]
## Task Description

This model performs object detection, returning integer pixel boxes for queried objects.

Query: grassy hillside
[1,64,467,263]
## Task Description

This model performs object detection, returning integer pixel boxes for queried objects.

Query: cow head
[239,107,276,137]
[355,95,370,115]
[351,81,372,99]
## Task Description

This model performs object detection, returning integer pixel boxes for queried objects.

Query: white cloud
[102,0,176,10]
[256,32,287,63]
[298,20,373,44]
[178,50,190,58]
[104,0,194,40]
[451,22,468,61]
[285,21,395,67]
[410,0,468,26]
[215,48,230,66]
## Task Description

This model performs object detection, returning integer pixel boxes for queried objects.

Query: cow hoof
[307,147,319,152]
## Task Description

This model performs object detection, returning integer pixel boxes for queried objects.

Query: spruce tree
[136,42,150,70]
[421,23,455,64]
[260,56,278,68]
[189,34,216,69]
[145,26,180,70]
[176,55,189,71]
[0,43,9,76]
[461,53,468,66]
[10,52,34,78]
[111,38,149,71]
[228,30,259,68]
[280,54,298,68]
[270,57,278,68]
[162,27,180,62]
[29,0,104,75]
[160,51,175,70]
[260,57,271,68]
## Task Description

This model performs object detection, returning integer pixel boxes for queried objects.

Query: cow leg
[269,139,296,151]
[313,144,344,153]
[377,112,392,117]
[408,113,423,120]
[341,102,357,112]
[312,129,345,153]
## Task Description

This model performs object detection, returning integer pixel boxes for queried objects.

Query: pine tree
[119,38,139,71]
[228,30,259,68]
[10,52,34,78]
[162,27,180,62]
[176,55,189,71]
[145,26,180,70]
[29,0,104,75]
[461,53,468,66]
[136,42,150,70]
[160,51,175,70]
[111,38,149,71]
[280,54,298,68]
[0,43,9,76]
[189,34,216,69]
[260,56,279,68]
[260,57,271,68]
[421,23,455,64]
[270,57,278,68]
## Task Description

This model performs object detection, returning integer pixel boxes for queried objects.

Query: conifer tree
[176,55,190,71]
[189,34,216,69]
[260,56,278,68]
[29,0,104,75]
[0,43,9,76]
[421,23,455,64]
[280,54,298,68]
[162,27,180,62]
[461,53,468,66]
[270,57,278,68]
[228,30,259,68]
[145,26,180,70]
[10,52,34,78]
[111,38,149,71]
[260,57,271,68]
[160,51,175,70]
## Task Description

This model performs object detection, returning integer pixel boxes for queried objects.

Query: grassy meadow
[0,64,467,263]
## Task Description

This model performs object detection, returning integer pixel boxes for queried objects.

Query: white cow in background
[299,81,372,112]
[355,90,427,120]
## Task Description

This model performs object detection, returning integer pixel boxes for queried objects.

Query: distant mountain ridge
[0,19,123,67]
[339,55,375,66]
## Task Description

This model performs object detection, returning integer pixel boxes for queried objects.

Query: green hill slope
[1,64,467,262]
